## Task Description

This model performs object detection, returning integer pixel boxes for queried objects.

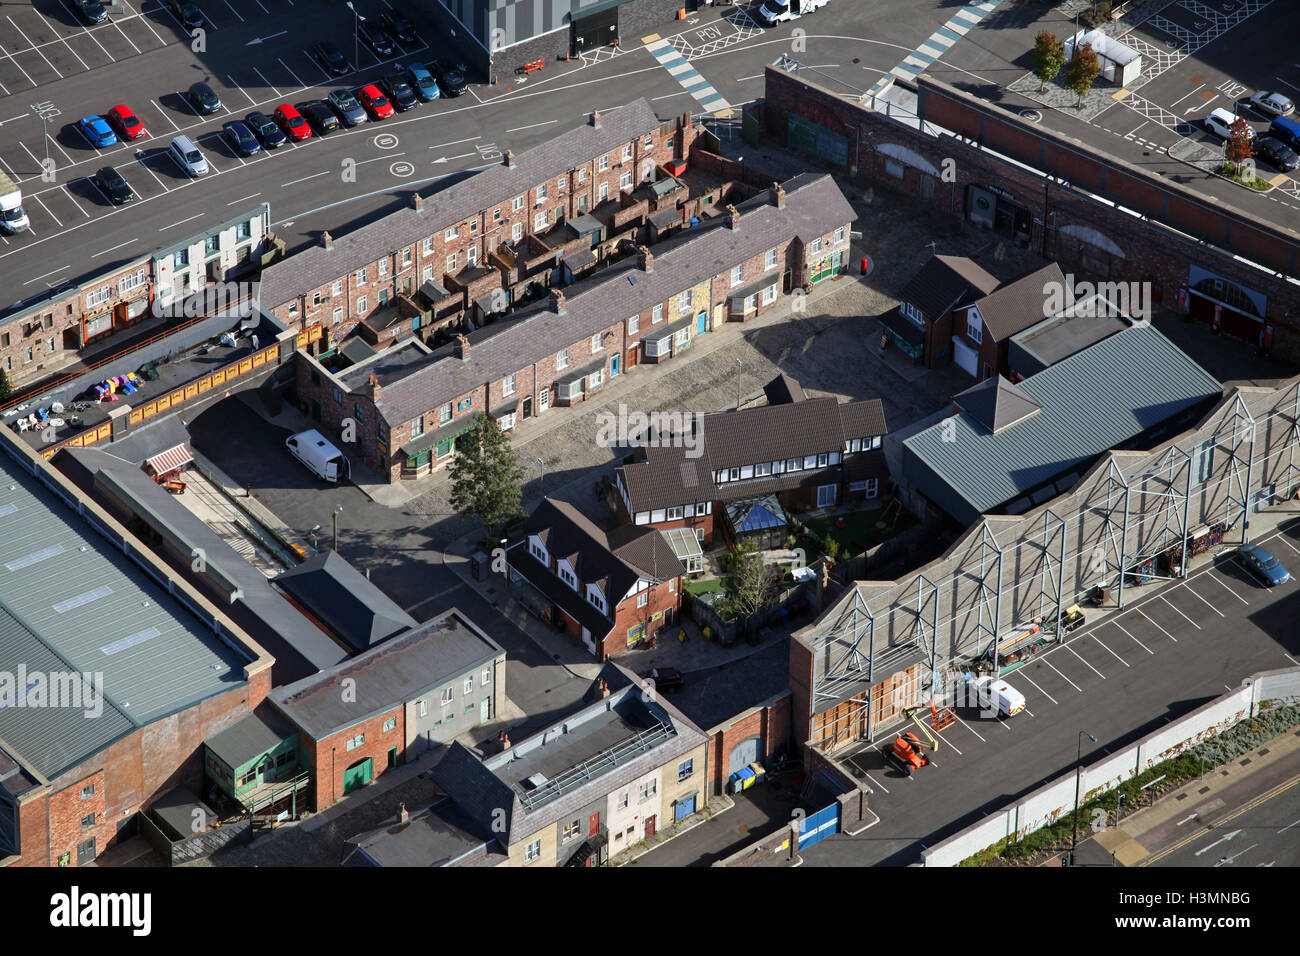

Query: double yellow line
[1140,772,1300,866]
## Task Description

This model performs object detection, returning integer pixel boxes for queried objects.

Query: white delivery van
[969,677,1026,718]
[0,170,30,233]
[286,430,350,482]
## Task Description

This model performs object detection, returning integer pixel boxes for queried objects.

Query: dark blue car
[1238,543,1291,586]
[222,121,262,156]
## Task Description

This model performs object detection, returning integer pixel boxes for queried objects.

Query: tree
[1063,42,1102,106]
[727,540,777,620]
[0,369,11,405]
[448,414,526,537]
[1032,31,1066,92]
[1226,118,1254,166]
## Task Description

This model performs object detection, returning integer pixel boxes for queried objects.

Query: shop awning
[489,398,519,420]
[144,443,193,478]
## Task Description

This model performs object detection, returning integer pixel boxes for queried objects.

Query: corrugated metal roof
[902,325,1222,524]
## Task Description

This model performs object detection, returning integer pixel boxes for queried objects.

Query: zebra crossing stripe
[870,1,1000,95]
[643,36,730,112]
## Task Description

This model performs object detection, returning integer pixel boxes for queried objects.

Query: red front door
[644,815,656,838]
[626,345,639,369]
[589,813,600,837]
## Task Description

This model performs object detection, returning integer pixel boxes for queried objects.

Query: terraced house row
[293,173,857,482]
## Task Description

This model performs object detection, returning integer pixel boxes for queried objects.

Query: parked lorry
[0,171,30,234]
[285,430,350,482]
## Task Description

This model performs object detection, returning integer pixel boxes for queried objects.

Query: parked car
[359,20,396,57]
[222,120,262,156]
[1204,107,1253,141]
[380,69,418,112]
[407,62,440,101]
[245,111,287,148]
[1248,90,1294,118]
[313,40,349,77]
[639,667,684,691]
[166,0,204,29]
[430,60,468,97]
[1238,542,1291,586]
[1253,136,1299,172]
[94,166,134,204]
[298,100,342,136]
[187,81,222,115]
[273,103,312,141]
[106,104,146,141]
[74,0,109,25]
[77,115,118,148]
[754,0,798,26]
[168,135,208,176]
[381,9,417,43]
[355,84,394,120]
[327,88,368,127]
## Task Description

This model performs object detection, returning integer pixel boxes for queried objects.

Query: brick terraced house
[614,374,888,549]
[508,497,684,659]
[292,173,856,482]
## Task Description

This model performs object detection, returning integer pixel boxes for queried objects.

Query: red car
[106,104,146,141]
[273,103,312,141]
[356,84,394,120]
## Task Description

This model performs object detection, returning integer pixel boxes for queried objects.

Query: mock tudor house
[879,254,999,366]
[291,173,857,482]
[614,375,888,550]
[508,497,684,659]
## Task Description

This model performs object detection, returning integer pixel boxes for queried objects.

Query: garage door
[729,736,761,775]
[343,757,373,794]
[675,793,697,821]
[952,337,978,377]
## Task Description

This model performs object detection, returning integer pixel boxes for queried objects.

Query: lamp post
[535,456,545,493]
[1071,730,1096,865]
[309,524,321,554]
[332,504,343,552]
[735,357,743,410]
[345,1,363,69]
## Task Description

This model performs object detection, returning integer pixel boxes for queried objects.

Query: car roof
[109,104,132,114]
[1209,107,1237,121]
[360,84,383,95]
[277,103,302,114]
[171,134,197,148]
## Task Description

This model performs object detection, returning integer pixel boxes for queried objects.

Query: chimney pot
[551,288,566,314]
[771,182,786,209]
[413,193,424,212]
[638,246,653,272]
[367,373,382,402]
[322,230,333,250]
[456,333,471,360]
[398,802,409,823]
[599,678,610,698]
[504,149,516,168]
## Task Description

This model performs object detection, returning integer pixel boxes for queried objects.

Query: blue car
[1238,543,1291,586]
[407,62,440,101]
[77,115,118,148]
[222,120,262,157]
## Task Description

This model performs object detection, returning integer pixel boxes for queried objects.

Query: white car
[754,0,799,25]
[1248,90,1294,118]
[1204,107,1254,141]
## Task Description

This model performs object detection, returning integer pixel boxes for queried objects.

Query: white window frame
[525,839,541,862]
[966,309,983,344]
[652,304,663,324]
[637,591,648,608]
[627,314,639,335]
[591,333,603,352]
[556,349,570,371]
[503,373,516,397]
[730,265,743,288]
[599,155,609,172]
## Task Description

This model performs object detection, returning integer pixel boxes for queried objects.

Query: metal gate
[572,5,618,55]
[786,113,848,167]
[797,802,839,850]
[729,736,761,775]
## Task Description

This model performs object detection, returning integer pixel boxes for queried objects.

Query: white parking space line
[31,195,63,227]
[226,192,261,205]
[953,714,987,742]
[121,0,166,45]
[0,43,37,88]
[277,57,306,89]
[1016,671,1058,705]
[1111,622,1154,655]
[62,184,92,216]
[252,67,282,97]
[1273,537,1300,556]
[862,771,889,795]
[281,169,329,188]
[304,50,332,82]
[19,140,43,171]
[1090,634,1129,667]
[91,237,138,258]
[52,27,92,73]
[220,0,246,22]
[7,17,62,78]
[1064,644,1106,678]
[1159,594,1202,629]
[252,0,269,12]
[110,17,143,54]
[229,77,257,107]
[81,178,111,207]
[48,134,73,167]
[506,119,558,134]
[1180,582,1225,617]
[1170,83,1206,108]
[136,155,169,191]
[154,101,181,131]
[160,212,204,231]
[1205,568,1250,604]
[1042,657,1083,691]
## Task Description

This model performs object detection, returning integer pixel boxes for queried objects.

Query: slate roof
[259,99,664,309]
[509,547,614,640]
[902,325,1223,525]
[274,550,418,654]
[970,262,1067,342]
[839,399,888,439]
[341,798,502,867]
[953,376,1042,434]
[764,373,806,405]
[897,254,999,319]
[702,397,847,469]
[619,443,717,512]
[340,173,854,427]
[205,705,296,770]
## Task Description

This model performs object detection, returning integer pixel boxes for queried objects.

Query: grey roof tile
[897,254,999,318]
[971,262,1068,342]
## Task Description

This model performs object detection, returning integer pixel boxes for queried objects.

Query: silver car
[328,88,368,127]
[1249,90,1294,118]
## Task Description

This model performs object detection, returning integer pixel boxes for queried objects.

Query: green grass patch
[1220,161,1270,190]
[685,577,725,597]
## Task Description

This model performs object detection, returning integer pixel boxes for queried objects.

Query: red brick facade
[707,695,792,795]
[302,706,406,812]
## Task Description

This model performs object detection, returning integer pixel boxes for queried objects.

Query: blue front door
[610,354,620,377]
[696,311,707,335]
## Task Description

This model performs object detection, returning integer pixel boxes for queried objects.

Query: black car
[313,40,349,77]
[380,10,417,44]
[166,0,204,29]
[359,20,396,57]
[245,111,287,149]
[1253,136,1300,172]
[187,81,222,115]
[74,0,109,25]
[94,166,134,205]
[222,120,262,156]
[298,101,342,136]
[431,60,468,96]
[381,70,418,112]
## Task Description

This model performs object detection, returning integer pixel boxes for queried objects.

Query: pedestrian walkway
[641,35,731,112]
[869,0,1000,95]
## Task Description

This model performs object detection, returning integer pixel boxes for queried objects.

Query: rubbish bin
[470,550,488,581]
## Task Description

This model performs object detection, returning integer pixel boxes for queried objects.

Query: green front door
[343,757,373,794]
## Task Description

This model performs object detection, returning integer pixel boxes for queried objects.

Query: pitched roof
[953,375,1042,434]
[839,399,888,438]
[274,550,417,654]
[258,99,665,310]
[342,174,855,427]
[703,397,846,469]
[970,262,1067,342]
[618,442,717,512]
[897,254,999,318]
[764,373,806,405]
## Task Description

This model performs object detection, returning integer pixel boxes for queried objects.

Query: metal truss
[1087,460,1133,609]
[1217,394,1258,542]
[1025,508,1068,632]
[1125,445,1194,583]
[970,524,1006,665]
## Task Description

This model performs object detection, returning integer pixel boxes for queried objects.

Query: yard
[799,501,916,559]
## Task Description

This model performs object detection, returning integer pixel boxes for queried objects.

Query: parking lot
[803,515,1300,867]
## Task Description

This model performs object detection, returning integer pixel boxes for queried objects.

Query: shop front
[967,184,1032,245]
[1185,264,1268,344]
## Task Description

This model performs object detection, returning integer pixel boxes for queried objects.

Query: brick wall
[606,576,682,657]
[306,707,406,812]
[707,694,793,795]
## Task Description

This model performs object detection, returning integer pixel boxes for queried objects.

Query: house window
[357,295,367,313]
[676,290,692,310]
[503,374,516,396]
[46,337,55,354]
[835,226,846,243]
[492,207,503,222]
[651,304,663,324]
[644,134,654,148]
[467,246,478,267]
[621,144,633,162]
[818,453,829,467]
[81,784,95,800]
[411,418,424,438]
[678,758,693,781]
[673,328,689,348]
[174,249,189,268]
[761,284,778,305]
[204,235,220,254]
[525,839,541,862]
[787,457,801,472]
[512,223,523,242]
[23,348,32,364]
[445,226,459,241]
[401,248,411,268]
[638,779,657,801]
[440,687,453,706]
[85,286,111,308]
[464,678,473,695]
[536,183,547,201]
[383,717,397,732]
[446,253,458,273]
[422,237,434,254]
[627,314,639,335]
[637,591,648,608]
[119,268,147,293]
[588,369,603,389]
[332,307,344,326]
[598,182,609,202]
[591,333,603,352]
[560,567,577,588]
[966,311,983,344]
[513,196,525,212]
[422,265,434,283]
[312,291,322,307]
[82,813,95,830]
[562,819,580,842]
[534,210,548,231]
[901,302,923,326]
[804,455,817,469]
[332,279,343,296]
[353,403,364,423]
[418,700,427,717]
[556,349,569,370]
[765,248,778,270]
[378,259,389,277]
[578,168,587,183]
[810,238,822,255]
[618,791,630,810]
[730,265,743,287]
[345,733,365,751]
[665,506,684,520]
[482,668,491,686]
[355,268,367,285]
[599,154,609,171]
[377,288,389,308]
[332,387,342,404]
[440,403,452,423]
[619,171,633,191]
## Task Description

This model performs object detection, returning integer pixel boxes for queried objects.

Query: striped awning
[144,443,193,477]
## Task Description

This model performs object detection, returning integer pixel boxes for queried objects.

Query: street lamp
[332,504,343,552]
[345,1,364,69]
[309,524,321,554]
[735,357,743,410]
[1071,731,1097,865]
[535,457,545,493]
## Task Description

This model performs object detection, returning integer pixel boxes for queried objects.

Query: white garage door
[952,337,978,377]
[729,736,761,775]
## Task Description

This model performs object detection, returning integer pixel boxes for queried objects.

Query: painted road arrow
[1194,829,1241,856]
[246,31,288,46]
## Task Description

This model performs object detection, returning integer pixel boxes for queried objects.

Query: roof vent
[524,773,549,790]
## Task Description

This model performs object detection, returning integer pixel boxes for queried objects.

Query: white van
[1204,107,1253,141]
[286,430,350,482]
[970,677,1026,718]
[169,135,209,177]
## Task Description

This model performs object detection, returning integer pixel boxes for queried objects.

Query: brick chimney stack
[591,109,601,129]
[398,802,409,823]
[322,230,333,250]
[771,181,786,209]
[455,334,471,360]
[638,246,653,272]
[504,149,516,168]
[367,373,381,404]
[551,288,566,314]
[413,192,424,212]
[726,204,740,230]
